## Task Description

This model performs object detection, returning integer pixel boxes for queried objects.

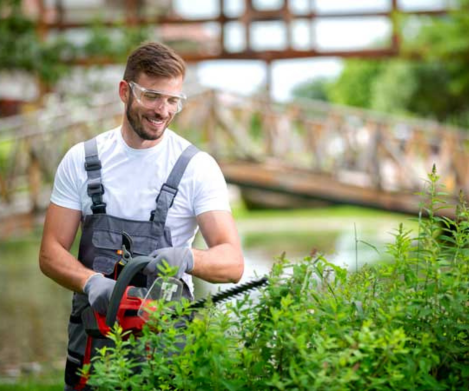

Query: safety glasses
[129,81,186,114]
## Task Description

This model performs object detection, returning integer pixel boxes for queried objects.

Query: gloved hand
[83,273,116,315]
[144,247,194,280]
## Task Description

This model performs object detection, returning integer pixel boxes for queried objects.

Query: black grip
[106,256,153,327]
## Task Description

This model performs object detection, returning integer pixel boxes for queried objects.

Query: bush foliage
[86,168,469,390]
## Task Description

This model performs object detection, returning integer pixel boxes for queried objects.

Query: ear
[119,80,129,104]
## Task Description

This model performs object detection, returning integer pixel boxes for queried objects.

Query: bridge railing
[0,93,123,217]
[174,90,469,196]
[1,88,468,225]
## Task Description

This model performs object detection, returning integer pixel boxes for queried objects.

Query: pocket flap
[92,229,159,256]
[93,256,117,275]
[92,230,121,250]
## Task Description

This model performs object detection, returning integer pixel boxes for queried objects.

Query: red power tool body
[82,253,268,339]
[82,286,152,338]
[82,256,175,338]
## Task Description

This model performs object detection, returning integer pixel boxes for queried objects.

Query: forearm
[191,243,244,283]
[39,241,94,293]
[39,203,94,293]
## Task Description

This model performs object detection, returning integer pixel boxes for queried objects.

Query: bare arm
[39,203,95,293]
[190,210,244,284]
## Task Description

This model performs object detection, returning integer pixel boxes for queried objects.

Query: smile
[146,117,165,126]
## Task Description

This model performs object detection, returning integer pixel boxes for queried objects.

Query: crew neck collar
[117,126,169,155]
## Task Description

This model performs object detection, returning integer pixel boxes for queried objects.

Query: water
[194,206,414,297]
[0,205,415,380]
[0,232,71,378]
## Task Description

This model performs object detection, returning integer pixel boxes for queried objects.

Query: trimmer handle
[106,256,152,327]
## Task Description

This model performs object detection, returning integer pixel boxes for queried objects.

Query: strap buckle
[91,202,107,214]
[84,160,102,171]
[150,184,178,221]
[87,182,105,197]
[87,182,106,214]
[157,184,178,205]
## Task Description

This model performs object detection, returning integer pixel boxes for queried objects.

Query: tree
[291,77,332,102]
[402,0,469,125]
[371,60,457,122]
[326,60,385,109]
[294,0,469,127]
[0,0,151,91]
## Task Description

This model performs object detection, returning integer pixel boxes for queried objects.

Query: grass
[0,384,62,391]
[232,203,412,221]
[0,371,63,391]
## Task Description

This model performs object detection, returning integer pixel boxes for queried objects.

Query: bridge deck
[219,161,430,217]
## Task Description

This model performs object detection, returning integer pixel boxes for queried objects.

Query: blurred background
[0,0,467,385]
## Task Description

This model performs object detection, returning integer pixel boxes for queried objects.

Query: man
[39,41,244,390]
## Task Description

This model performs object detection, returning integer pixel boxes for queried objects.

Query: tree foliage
[327,60,385,108]
[293,1,469,127]
[371,61,457,122]
[0,0,151,87]
[291,77,332,102]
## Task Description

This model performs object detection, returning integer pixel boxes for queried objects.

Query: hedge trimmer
[82,254,268,338]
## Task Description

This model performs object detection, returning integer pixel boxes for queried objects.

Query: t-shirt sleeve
[50,143,83,211]
[192,152,231,216]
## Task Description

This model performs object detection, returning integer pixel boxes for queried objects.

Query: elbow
[38,251,47,276]
[231,255,245,284]
[38,244,52,278]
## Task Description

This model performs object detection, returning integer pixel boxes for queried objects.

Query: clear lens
[137,277,183,322]
[129,81,186,113]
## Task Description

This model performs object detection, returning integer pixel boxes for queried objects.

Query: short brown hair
[123,41,186,82]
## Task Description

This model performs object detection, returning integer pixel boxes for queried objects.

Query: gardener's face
[120,73,184,147]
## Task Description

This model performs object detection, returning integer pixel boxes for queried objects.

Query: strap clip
[87,182,106,214]
[91,203,107,214]
[87,182,105,197]
[150,184,178,221]
[84,160,102,172]
[157,184,178,205]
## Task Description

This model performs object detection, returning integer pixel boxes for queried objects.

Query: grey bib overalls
[64,138,198,390]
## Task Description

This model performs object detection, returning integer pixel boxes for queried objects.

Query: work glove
[144,247,194,280]
[83,273,116,315]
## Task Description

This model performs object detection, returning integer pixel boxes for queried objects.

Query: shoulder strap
[150,144,200,223]
[84,138,107,214]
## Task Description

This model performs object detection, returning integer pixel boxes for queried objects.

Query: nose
[153,99,170,117]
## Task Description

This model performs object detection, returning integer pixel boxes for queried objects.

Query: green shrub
[86,167,469,390]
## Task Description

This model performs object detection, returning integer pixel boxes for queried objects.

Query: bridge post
[27,142,42,214]
[0,173,9,204]
[370,122,382,190]
[206,90,219,156]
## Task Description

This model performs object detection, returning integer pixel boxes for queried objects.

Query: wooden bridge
[181,90,469,214]
[1,88,468,236]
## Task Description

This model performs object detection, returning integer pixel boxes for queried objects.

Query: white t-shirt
[51,126,231,249]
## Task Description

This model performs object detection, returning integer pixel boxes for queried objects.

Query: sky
[174,0,450,101]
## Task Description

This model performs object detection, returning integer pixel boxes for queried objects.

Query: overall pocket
[91,229,159,284]
[92,229,160,256]
[91,230,121,277]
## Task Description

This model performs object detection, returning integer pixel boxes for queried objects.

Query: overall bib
[64,138,199,390]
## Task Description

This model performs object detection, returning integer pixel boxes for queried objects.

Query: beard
[126,94,169,141]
